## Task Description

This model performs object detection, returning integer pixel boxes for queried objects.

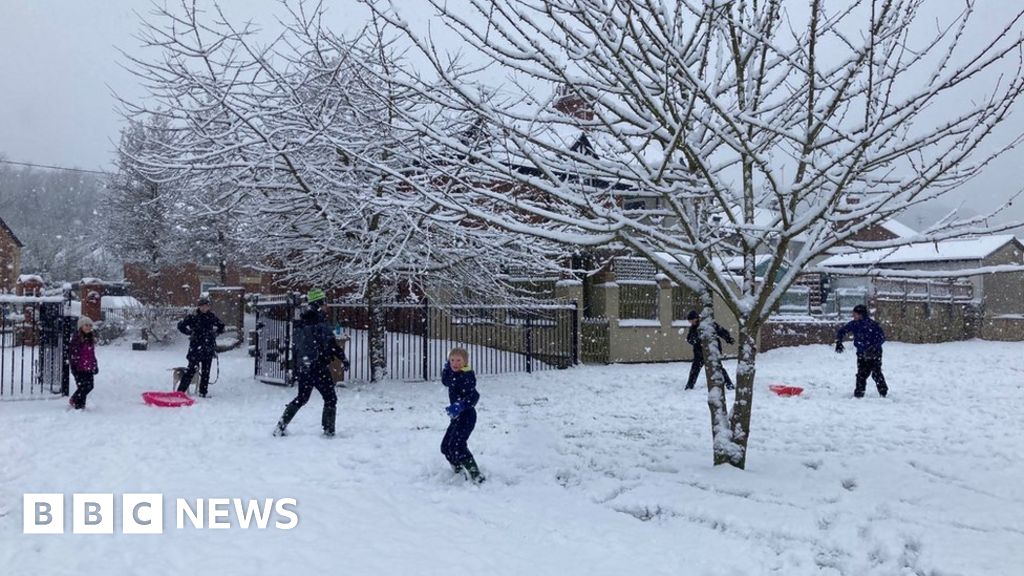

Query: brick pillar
[656,275,673,331]
[208,287,245,333]
[16,276,44,297]
[80,280,104,322]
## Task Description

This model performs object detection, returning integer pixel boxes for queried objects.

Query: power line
[0,159,110,176]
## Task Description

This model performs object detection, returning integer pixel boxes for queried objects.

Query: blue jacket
[836,318,886,356]
[442,362,479,408]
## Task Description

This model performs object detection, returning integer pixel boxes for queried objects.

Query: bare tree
[363,0,1024,467]
[122,1,561,380]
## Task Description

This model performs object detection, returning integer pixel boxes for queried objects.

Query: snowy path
[1,340,1022,575]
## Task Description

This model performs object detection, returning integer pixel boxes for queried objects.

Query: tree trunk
[367,275,387,382]
[725,329,757,469]
[217,230,228,286]
[697,296,741,467]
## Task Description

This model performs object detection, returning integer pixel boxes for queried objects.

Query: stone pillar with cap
[208,287,245,333]
[80,278,104,322]
[16,275,44,297]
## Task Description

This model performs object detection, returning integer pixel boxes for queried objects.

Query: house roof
[0,217,24,247]
[879,219,918,239]
[793,218,916,243]
[820,234,1022,267]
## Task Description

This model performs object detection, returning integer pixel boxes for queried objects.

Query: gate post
[284,293,297,386]
[252,295,261,379]
[525,315,533,373]
[421,298,430,381]
[571,301,580,366]
[60,315,75,396]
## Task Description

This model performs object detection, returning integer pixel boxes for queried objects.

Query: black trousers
[70,372,94,409]
[178,357,213,395]
[855,355,888,397]
[441,406,477,466]
[685,358,734,390]
[279,369,337,434]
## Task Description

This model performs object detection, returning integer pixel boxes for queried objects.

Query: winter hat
[686,310,700,321]
[197,296,211,307]
[307,288,326,305]
[853,304,869,317]
[77,316,94,329]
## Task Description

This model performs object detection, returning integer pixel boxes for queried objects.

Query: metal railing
[328,302,579,382]
[874,278,974,302]
[0,297,71,400]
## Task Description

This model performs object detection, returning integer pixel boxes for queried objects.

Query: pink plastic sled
[142,391,195,408]
[768,385,804,397]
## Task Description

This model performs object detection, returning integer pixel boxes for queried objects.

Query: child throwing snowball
[68,316,99,410]
[441,348,484,483]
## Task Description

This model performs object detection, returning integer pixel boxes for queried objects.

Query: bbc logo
[24,493,163,534]
[24,493,299,533]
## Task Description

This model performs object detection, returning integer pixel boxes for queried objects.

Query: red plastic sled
[142,391,195,408]
[769,385,804,397]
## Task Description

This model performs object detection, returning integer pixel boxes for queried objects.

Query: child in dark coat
[68,316,99,410]
[441,348,484,483]
[176,296,225,397]
[684,310,735,390]
[835,304,889,398]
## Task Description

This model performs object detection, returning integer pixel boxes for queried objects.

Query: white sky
[0,0,1022,228]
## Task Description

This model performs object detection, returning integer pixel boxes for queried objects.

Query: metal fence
[252,298,579,385]
[874,278,974,302]
[672,285,700,320]
[331,303,578,382]
[0,297,72,400]
[618,284,658,320]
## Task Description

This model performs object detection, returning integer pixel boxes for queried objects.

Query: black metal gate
[252,295,298,386]
[0,297,72,400]
[327,302,579,382]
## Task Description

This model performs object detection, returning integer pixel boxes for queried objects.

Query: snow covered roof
[17,274,44,284]
[101,296,143,310]
[820,235,1022,267]
[0,217,24,247]
[879,219,918,239]
[716,255,775,272]
[793,218,916,243]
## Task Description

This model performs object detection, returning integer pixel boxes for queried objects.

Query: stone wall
[759,320,844,352]
[978,315,1024,341]
[873,300,971,343]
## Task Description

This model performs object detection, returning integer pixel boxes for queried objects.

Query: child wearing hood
[68,316,99,410]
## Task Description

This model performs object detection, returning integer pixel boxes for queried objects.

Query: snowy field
[1,339,1022,576]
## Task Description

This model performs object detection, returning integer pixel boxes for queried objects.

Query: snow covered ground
[1,338,1022,575]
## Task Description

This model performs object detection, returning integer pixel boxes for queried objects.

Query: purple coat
[69,332,98,375]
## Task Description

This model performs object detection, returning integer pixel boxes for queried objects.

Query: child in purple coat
[68,316,99,409]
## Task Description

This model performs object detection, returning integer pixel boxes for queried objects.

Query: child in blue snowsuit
[835,304,889,398]
[441,348,484,483]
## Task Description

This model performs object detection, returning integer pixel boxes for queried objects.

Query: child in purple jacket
[68,316,99,409]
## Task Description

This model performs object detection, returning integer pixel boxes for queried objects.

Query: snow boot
[273,421,288,437]
[461,457,485,484]
[322,428,335,438]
